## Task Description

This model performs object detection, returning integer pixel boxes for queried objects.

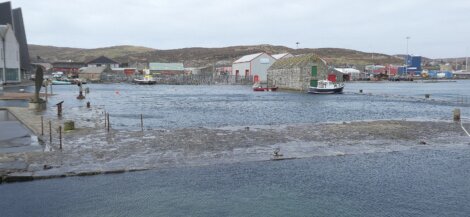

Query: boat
[253,82,278,92]
[254,87,278,91]
[133,75,156,85]
[134,69,157,85]
[51,80,72,85]
[308,80,344,94]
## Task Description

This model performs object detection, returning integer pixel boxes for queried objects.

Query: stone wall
[268,62,329,91]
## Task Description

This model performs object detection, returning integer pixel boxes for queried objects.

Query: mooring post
[141,114,143,131]
[56,101,64,117]
[49,120,52,143]
[59,126,62,150]
[107,113,110,132]
[454,108,461,122]
[41,116,44,136]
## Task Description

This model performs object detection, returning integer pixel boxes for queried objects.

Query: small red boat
[253,87,278,92]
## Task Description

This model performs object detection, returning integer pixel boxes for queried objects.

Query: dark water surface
[1,147,470,217]
[31,81,470,129]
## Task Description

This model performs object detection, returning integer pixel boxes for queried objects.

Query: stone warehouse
[267,54,342,91]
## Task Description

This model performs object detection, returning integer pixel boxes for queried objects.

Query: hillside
[29,44,404,67]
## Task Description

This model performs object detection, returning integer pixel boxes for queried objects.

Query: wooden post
[59,126,62,150]
[49,120,52,143]
[41,116,44,136]
[141,114,143,131]
[454,108,461,122]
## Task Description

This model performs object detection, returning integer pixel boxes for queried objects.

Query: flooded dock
[1,82,470,182]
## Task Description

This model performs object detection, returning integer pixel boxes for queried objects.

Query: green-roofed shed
[149,62,185,75]
[267,54,342,91]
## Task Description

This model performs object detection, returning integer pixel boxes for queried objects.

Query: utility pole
[466,47,468,71]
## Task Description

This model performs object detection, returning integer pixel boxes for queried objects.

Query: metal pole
[59,126,62,150]
[41,116,44,136]
[49,120,52,144]
[141,114,143,131]
[45,83,48,102]
[405,36,410,76]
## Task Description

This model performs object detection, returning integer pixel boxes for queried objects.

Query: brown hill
[29,44,404,67]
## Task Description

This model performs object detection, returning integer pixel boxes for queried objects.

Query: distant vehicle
[308,80,344,94]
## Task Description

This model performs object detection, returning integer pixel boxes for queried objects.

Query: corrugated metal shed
[149,63,184,71]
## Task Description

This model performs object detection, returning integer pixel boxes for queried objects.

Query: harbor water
[1,147,470,217]
[1,81,470,216]
[22,80,470,130]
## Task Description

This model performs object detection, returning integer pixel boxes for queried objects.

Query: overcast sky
[10,0,470,58]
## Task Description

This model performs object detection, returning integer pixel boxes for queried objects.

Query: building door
[311,66,317,77]
[328,74,337,82]
[245,69,249,77]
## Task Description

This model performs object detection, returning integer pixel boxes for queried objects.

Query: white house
[0,24,21,83]
[272,53,294,60]
[232,52,276,83]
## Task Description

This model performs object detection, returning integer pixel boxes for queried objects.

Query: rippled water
[2,81,470,216]
[26,80,470,129]
[1,147,470,217]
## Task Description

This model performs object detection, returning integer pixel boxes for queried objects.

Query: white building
[0,24,21,83]
[272,53,294,60]
[335,68,361,80]
[232,52,276,83]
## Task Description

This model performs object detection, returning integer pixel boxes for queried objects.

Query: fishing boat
[134,69,157,85]
[308,80,344,94]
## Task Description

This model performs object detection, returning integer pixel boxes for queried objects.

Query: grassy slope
[29,44,404,67]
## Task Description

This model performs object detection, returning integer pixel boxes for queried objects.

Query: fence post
[41,116,44,136]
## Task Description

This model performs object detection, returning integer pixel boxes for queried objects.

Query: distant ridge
[29,44,404,67]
